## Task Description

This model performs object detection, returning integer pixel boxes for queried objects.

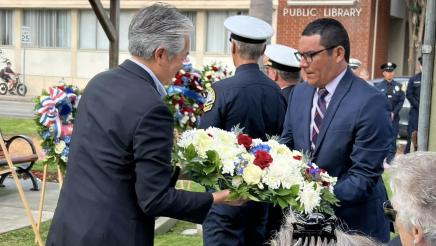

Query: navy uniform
[263,44,300,237]
[263,44,301,104]
[404,58,422,153]
[375,62,405,163]
[199,15,286,246]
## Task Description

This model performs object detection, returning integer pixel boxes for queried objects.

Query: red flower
[212,66,219,72]
[293,155,302,160]
[253,150,273,170]
[237,134,252,150]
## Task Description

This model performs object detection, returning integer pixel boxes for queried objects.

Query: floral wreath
[165,62,206,132]
[201,62,233,89]
[34,83,81,170]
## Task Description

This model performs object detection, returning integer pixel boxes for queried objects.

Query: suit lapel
[313,69,354,155]
[119,59,159,94]
[303,85,316,151]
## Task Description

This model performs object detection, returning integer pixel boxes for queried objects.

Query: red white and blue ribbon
[37,87,67,139]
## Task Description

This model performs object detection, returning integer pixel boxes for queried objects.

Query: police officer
[375,62,405,163]
[404,57,422,153]
[263,44,301,103]
[200,15,286,246]
[349,57,362,73]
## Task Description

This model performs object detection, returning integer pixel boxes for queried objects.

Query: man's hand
[212,189,246,206]
[391,112,394,120]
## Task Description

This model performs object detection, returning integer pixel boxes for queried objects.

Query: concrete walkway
[0,178,59,234]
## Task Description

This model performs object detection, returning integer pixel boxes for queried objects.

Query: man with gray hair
[46,4,235,246]
[388,152,436,246]
[200,15,286,246]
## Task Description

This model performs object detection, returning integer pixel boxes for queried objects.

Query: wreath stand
[0,135,44,246]
[34,163,64,244]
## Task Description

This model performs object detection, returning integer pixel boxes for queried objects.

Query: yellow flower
[242,164,263,185]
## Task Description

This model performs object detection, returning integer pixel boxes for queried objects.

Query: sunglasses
[383,200,397,222]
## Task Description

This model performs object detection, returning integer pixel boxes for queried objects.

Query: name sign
[283,7,362,17]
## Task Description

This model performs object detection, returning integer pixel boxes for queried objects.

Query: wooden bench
[0,134,39,191]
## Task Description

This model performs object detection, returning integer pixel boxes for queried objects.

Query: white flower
[298,182,322,214]
[242,164,263,185]
[262,155,303,189]
[55,141,66,154]
[232,176,243,188]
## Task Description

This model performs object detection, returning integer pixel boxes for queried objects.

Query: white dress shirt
[129,58,167,97]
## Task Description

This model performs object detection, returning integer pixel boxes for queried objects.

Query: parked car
[368,76,410,139]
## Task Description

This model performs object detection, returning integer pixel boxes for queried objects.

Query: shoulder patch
[203,87,216,112]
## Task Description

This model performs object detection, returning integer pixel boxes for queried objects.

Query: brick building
[276,0,408,79]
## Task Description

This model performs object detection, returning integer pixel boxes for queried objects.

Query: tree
[405,0,426,74]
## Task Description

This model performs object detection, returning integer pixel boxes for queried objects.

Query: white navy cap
[349,58,362,69]
[264,44,301,72]
[224,15,274,44]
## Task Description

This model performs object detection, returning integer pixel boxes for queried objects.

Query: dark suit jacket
[46,60,213,246]
[280,68,391,242]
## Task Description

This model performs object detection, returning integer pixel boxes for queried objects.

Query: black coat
[406,72,421,131]
[46,60,213,246]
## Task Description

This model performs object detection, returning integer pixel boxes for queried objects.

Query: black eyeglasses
[383,200,397,222]
[294,46,337,63]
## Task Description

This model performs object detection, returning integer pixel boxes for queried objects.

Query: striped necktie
[311,88,329,150]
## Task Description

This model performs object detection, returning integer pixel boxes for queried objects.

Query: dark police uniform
[200,63,286,245]
[281,84,295,104]
[404,72,421,153]
[375,62,405,163]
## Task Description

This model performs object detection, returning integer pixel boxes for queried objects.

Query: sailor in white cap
[349,58,362,70]
[264,44,301,103]
[200,15,286,246]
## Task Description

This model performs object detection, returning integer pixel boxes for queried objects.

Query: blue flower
[58,101,72,118]
[63,136,72,145]
[65,87,74,94]
[61,146,69,157]
[42,130,51,140]
[250,144,271,154]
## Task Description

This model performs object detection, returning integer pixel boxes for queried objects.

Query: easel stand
[35,164,63,244]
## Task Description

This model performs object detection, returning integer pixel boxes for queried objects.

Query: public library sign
[284,0,362,17]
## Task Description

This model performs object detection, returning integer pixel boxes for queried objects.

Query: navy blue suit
[404,72,421,153]
[280,69,391,242]
[46,60,213,246]
[375,80,405,162]
[199,63,286,246]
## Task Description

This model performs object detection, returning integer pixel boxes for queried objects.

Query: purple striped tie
[311,88,329,150]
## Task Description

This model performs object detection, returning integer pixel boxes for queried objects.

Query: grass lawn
[0,181,205,245]
[0,117,38,137]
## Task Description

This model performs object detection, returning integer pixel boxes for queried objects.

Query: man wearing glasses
[280,18,392,243]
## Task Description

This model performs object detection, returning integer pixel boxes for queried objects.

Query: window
[181,11,196,51]
[0,10,14,46]
[206,11,247,53]
[23,10,71,48]
[79,10,134,51]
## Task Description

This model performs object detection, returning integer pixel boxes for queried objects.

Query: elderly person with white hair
[386,152,436,246]
[270,211,380,246]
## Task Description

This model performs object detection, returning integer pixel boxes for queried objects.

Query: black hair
[302,18,350,62]
[418,56,422,65]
